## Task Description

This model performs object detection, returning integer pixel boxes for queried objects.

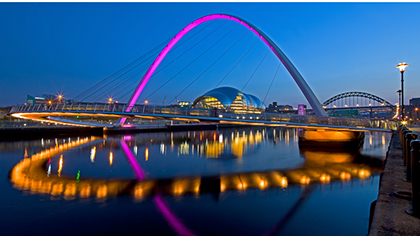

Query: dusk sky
[1,2,419,108]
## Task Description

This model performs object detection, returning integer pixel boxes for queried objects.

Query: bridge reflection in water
[10,128,383,202]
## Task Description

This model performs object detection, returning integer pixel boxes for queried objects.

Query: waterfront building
[191,87,265,114]
[27,94,70,106]
[265,101,295,114]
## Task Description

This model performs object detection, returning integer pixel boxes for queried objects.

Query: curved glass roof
[192,87,266,109]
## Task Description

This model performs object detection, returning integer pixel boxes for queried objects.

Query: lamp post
[396,62,409,121]
[397,90,402,119]
[143,100,148,113]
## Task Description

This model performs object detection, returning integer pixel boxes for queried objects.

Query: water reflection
[9,128,385,202]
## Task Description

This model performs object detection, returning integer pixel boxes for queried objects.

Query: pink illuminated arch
[120,14,327,124]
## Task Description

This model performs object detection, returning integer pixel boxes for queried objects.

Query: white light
[160,143,165,154]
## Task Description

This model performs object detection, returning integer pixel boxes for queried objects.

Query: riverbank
[0,126,104,141]
[369,131,420,235]
[0,123,242,140]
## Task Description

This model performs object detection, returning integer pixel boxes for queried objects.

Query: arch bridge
[323,92,394,109]
[9,15,398,132]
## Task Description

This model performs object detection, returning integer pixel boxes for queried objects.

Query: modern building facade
[27,94,70,106]
[191,87,265,114]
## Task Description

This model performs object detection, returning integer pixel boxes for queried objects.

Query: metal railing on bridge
[10,103,398,131]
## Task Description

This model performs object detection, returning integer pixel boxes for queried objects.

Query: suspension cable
[79,41,167,102]
[112,20,229,102]
[263,63,280,104]
[241,49,270,91]
[214,39,259,89]
[169,30,249,104]
[120,21,237,104]
[76,21,217,102]
[73,38,170,101]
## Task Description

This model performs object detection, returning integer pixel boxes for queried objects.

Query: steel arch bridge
[323,92,394,108]
[8,15,398,132]
[121,13,328,123]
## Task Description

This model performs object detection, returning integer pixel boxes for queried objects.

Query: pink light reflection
[154,194,197,236]
[119,140,145,180]
[120,139,196,236]
[120,117,127,124]
[124,14,279,116]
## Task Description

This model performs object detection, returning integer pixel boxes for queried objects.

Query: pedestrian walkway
[369,131,420,235]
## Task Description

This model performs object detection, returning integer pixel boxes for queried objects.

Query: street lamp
[143,100,148,113]
[396,62,409,120]
[397,90,402,119]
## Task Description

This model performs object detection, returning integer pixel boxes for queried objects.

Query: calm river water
[0,127,390,236]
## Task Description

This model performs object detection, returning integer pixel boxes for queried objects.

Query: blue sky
[0,2,419,108]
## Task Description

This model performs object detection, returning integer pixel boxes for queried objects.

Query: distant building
[27,94,71,106]
[298,104,307,115]
[265,102,295,114]
[407,97,420,121]
[191,87,265,114]
[410,98,420,107]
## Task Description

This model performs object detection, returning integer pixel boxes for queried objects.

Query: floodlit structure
[119,13,328,127]
[191,87,266,114]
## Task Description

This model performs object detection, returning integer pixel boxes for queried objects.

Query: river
[0,127,390,235]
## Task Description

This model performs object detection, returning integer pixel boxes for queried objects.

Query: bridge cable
[119,21,237,104]
[213,39,259,89]
[91,56,157,102]
[73,38,171,101]
[76,21,218,103]
[78,41,168,102]
[113,20,229,102]
[263,63,281,104]
[168,30,250,104]
[101,20,228,103]
[241,49,270,91]
[88,22,213,102]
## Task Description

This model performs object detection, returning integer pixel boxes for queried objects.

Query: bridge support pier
[298,129,365,149]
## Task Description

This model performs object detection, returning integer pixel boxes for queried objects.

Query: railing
[9,103,399,131]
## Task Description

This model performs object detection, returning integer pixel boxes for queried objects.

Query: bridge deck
[9,103,398,132]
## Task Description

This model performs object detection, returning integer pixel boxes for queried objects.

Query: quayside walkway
[369,130,420,235]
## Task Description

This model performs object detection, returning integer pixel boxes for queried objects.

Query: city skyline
[0,2,419,108]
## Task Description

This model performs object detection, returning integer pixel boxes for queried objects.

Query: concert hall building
[191,87,266,114]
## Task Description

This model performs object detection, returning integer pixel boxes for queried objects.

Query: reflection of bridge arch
[323,92,394,108]
[123,14,328,120]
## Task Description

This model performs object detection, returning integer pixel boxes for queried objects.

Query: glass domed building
[191,87,266,114]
